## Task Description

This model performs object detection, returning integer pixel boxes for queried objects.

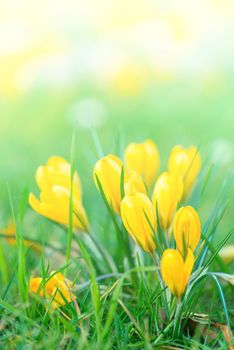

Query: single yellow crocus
[161,248,194,298]
[124,139,160,188]
[93,154,123,214]
[29,271,75,309]
[168,145,201,198]
[120,192,156,253]
[174,206,201,255]
[29,156,89,231]
[152,172,183,229]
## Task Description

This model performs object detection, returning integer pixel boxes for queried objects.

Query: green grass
[0,126,233,350]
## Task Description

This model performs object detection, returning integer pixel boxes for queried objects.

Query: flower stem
[173,298,183,337]
[88,232,117,273]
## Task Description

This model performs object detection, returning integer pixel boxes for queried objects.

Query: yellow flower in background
[124,171,147,196]
[219,245,234,263]
[111,62,149,97]
[0,221,18,245]
[168,145,201,198]
[120,192,156,253]
[161,248,194,298]
[174,206,201,255]
[124,139,160,188]
[0,221,41,253]
[29,156,89,231]
[29,271,75,309]
[152,172,183,229]
[93,154,123,214]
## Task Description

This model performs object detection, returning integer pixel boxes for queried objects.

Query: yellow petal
[161,249,186,298]
[152,172,183,229]
[124,171,147,196]
[121,192,156,253]
[168,145,201,198]
[94,154,123,214]
[29,277,43,295]
[183,248,195,285]
[174,206,201,254]
[124,139,160,188]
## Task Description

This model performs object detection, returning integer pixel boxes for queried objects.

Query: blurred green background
[0,0,233,240]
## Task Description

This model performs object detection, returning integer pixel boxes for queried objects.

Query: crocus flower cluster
[93,140,202,298]
[28,140,202,307]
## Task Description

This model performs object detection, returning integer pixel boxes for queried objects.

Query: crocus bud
[174,206,201,255]
[120,192,156,253]
[161,248,194,298]
[93,154,123,214]
[124,139,160,188]
[168,145,201,198]
[124,171,147,196]
[29,156,89,231]
[152,172,183,229]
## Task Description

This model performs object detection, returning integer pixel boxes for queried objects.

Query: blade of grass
[66,130,76,267]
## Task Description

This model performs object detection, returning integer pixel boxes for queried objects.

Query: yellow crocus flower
[93,154,123,214]
[29,156,89,231]
[29,271,75,309]
[124,139,160,188]
[161,248,194,298]
[152,172,183,229]
[120,192,156,253]
[174,206,201,255]
[168,145,201,198]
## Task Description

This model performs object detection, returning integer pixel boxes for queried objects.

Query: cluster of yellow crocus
[93,140,159,253]
[29,156,89,232]
[29,271,75,309]
[93,139,159,209]
[27,141,202,304]
[93,141,202,298]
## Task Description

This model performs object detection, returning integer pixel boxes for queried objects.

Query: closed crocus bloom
[124,139,160,188]
[124,171,147,196]
[93,155,123,214]
[174,206,201,255]
[29,271,75,309]
[120,192,156,253]
[168,145,201,198]
[29,156,89,231]
[161,248,194,298]
[152,172,183,229]
[35,156,82,200]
